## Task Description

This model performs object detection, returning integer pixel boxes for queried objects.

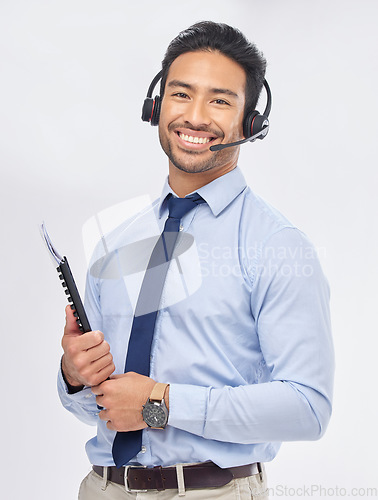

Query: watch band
[149,382,169,403]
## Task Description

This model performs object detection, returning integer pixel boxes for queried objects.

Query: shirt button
[179,225,183,231]
[141,446,147,454]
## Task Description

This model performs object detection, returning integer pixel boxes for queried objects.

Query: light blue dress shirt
[58,166,334,468]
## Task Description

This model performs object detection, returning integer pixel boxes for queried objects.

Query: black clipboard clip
[40,222,91,333]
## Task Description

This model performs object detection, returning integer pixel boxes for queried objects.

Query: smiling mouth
[177,132,214,144]
[176,129,219,148]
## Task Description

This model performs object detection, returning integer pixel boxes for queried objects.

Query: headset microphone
[142,72,272,149]
[209,124,269,152]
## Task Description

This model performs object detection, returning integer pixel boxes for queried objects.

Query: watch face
[142,401,168,428]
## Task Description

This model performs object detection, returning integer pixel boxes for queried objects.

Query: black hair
[160,21,267,118]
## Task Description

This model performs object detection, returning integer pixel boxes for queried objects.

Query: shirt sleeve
[57,367,99,426]
[168,227,334,444]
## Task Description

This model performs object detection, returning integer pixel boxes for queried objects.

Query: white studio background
[1,1,377,498]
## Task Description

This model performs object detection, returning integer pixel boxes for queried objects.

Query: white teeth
[179,133,211,144]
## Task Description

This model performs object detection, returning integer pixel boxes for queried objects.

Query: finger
[84,339,111,363]
[87,359,114,387]
[70,339,109,369]
[73,330,105,352]
[91,375,112,395]
[90,354,114,376]
[64,305,83,336]
[64,305,105,346]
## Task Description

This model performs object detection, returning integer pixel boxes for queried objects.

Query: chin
[171,157,218,174]
[159,129,239,175]
[164,143,234,175]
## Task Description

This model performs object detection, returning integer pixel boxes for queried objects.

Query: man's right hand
[61,305,115,388]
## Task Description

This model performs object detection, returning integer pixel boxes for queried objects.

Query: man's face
[158,50,246,175]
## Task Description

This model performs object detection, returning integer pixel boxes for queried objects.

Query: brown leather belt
[93,462,261,491]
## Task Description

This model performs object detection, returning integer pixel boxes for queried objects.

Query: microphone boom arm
[209,125,269,152]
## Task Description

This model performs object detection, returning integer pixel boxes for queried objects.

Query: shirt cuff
[168,383,209,437]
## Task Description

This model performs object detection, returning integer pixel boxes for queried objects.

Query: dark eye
[213,99,229,105]
[173,92,189,99]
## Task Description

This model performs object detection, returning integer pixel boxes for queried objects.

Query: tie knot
[167,193,204,220]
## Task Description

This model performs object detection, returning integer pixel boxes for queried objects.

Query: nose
[183,99,211,128]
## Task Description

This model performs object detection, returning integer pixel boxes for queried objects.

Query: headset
[141,70,271,151]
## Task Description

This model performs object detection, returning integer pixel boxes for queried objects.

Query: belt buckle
[124,465,148,493]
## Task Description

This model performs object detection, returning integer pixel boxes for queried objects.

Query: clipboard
[40,222,91,333]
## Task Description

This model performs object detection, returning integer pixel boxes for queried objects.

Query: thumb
[64,304,83,336]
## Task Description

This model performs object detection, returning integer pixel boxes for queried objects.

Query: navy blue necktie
[112,193,205,467]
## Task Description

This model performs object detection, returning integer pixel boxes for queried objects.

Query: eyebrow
[167,79,240,99]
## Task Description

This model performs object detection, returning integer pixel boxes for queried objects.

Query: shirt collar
[158,166,247,218]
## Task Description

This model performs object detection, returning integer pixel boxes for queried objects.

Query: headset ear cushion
[243,111,259,139]
[243,111,269,140]
[150,95,161,126]
[251,114,269,137]
[141,97,154,123]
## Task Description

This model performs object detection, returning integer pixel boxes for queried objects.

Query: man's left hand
[92,372,156,432]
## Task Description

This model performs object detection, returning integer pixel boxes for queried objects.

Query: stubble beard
[159,129,238,175]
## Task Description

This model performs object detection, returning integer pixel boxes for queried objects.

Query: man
[59,21,334,499]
